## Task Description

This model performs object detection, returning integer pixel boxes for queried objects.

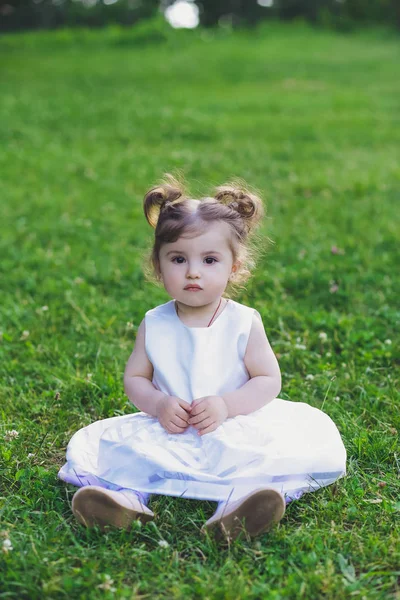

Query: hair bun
[143,174,185,229]
[214,182,264,232]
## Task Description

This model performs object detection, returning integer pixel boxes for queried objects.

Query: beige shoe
[202,488,285,540]
[71,486,154,530]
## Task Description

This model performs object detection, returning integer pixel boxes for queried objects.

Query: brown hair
[142,173,268,297]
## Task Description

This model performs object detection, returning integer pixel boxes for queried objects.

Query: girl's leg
[283,490,305,505]
[63,470,152,506]
[215,489,303,510]
[114,487,151,508]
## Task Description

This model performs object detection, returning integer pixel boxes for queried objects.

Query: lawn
[0,18,399,599]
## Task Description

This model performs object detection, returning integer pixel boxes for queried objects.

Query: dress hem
[58,464,346,504]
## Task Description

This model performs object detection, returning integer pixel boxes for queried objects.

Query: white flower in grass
[97,575,116,592]
[158,540,169,548]
[306,374,315,380]
[4,430,19,441]
[2,538,13,553]
[384,339,392,345]
[28,453,35,458]
[295,344,306,350]
[319,332,328,342]
[20,330,30,340]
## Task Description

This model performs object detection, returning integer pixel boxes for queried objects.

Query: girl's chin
[174,296,222,307]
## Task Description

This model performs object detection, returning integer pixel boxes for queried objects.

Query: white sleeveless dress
[58,299,346,504]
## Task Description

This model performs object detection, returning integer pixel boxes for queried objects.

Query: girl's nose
[186,262,201,278]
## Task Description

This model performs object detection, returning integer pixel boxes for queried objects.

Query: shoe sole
[203,488,285,540]
[72,487,154,531]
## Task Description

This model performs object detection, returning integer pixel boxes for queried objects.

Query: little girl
[58,175,346,540]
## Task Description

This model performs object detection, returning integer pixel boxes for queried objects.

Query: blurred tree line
[0,0,160,31]
[196,0,400,29]
[0,0,399,33]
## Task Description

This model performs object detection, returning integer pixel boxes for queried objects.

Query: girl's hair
[142,173,268,297]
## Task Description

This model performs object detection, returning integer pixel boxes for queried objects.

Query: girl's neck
[175,297,228,327]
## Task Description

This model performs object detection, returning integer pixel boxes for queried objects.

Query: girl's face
[158,221,238,306]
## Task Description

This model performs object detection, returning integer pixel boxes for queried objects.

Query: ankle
[119,489,150,507]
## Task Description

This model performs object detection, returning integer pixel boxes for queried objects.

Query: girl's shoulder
[228,299,256,315]
[145,300,175,320]
[224,298,256,319]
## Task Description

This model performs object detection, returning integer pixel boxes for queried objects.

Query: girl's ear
[230,261,241,279]
[155,262,163,282]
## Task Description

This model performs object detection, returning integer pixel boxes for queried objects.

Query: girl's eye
[171,257,218,265]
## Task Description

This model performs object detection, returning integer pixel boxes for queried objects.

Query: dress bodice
[144,299,255,404]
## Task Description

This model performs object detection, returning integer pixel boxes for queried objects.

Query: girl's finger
[190,398,202,410]
[198,421,216,436]
[196,416,213,431]
[190,404,206,417]
[178,399,192,412]
[173,415,189,427]
[188,413,209,427]
[167,422,186,434]
[177,407,190,422]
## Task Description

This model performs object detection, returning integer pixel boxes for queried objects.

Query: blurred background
[1,0,399,33]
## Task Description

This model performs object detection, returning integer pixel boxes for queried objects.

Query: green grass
[0,18,399,599]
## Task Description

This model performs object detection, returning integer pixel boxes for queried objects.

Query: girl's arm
[123,319,167,417]
[221,311,281,418]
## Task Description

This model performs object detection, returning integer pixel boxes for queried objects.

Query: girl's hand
[188,395,228,436]
[156,395,191,434]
